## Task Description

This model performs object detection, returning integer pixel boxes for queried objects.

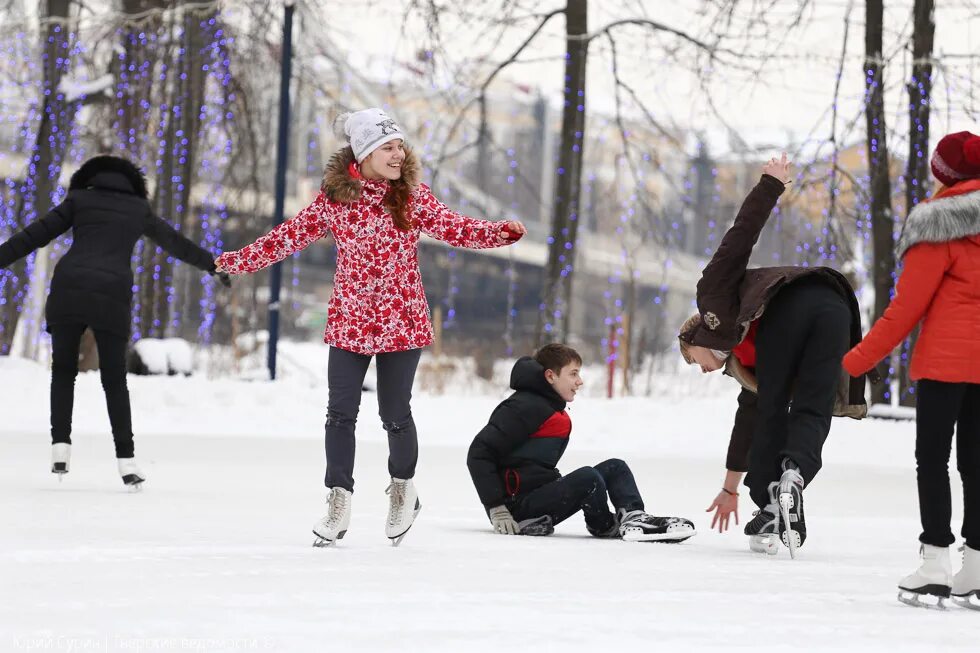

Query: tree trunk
[0,0,75,355]
[536,0,587,345]
[898,0,935,408]
[864,0,895,405]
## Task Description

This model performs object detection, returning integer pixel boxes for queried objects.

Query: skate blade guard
[898,584,950,611]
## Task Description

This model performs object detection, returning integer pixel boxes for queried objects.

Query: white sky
[296,0,979,158]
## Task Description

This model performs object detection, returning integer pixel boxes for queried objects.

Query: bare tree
[0,0,76,355]
[863,0,895,405]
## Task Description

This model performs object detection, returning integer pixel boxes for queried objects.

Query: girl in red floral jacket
[215,108,526,547]
[843,131,980,610]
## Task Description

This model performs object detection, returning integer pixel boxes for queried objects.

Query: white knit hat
[333,108,406,163]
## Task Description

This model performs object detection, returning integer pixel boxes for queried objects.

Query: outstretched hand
[496,220,526,246]
[762,152,792,184]
[705,490,739,533]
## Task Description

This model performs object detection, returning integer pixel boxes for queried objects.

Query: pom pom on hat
[333,112,353,142]
[931,131,980,186]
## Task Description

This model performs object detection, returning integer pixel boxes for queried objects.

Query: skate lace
[386,481,406,527]
[326,489,348,527]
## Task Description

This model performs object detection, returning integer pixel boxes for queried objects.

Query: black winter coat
[467,357,572,509]
[0,157,216,337]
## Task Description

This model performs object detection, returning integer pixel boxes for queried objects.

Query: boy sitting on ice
[466,343,696,542]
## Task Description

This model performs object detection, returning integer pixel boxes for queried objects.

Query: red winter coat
[843,179,980,383]
[216,147,512,355]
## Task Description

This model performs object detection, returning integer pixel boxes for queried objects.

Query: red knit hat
[930,131,980,187]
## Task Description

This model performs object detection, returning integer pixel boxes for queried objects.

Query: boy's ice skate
[117,458,145,491]
[898,544,952,610]
[777,463,805,559]
[312,487,352,547]
[518,515,554,536]
[618,508,696,543]
[952,545,980,611]
[51,443,70,480]
[385,478,421,547]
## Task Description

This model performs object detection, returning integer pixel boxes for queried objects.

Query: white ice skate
[312,487,352,547]
[51,443,71,480]
[952,545,980,611]
[117,458,145,491]
[385,478,421,547]
[898,544,952,610]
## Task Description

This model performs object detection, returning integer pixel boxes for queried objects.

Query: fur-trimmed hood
[320,145,420,202]
[897,179,980,258]
[69,155,148,199]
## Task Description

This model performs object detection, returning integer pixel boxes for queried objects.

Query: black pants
[915,380,980,550]
[508,458,644,532]
[324,346,422,492]
[49,323,134,458]
[745,280,851,509]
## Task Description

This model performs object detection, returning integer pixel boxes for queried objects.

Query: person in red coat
[215,107,525,547]
[843,130,980,609]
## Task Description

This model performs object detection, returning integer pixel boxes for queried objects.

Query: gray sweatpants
[324,346,422,492]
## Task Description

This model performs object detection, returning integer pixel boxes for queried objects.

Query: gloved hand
[210,270,231,288]
[489,505,519,535]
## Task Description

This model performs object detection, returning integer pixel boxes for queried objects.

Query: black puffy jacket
[467,357,572,509]
[0,156,216,337]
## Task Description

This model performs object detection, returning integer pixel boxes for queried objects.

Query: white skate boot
[385,477,421,547]
[952,545,980,611]
[312,487,352,547]
[51,443,71,479]
[898,544,952,610]
[117,458,145,490]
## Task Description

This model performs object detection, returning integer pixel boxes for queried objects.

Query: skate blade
[952,593,980,611]
[898,589,948,610]
[778,493,798,560]
[622,527,697,543]
[125,481,144,493]
[749,534,780,556]
[388,503,422,548]
[312,529,346,547]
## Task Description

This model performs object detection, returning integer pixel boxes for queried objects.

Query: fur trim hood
[69,155,148,199]
[320,145,420,202]
[897,180,980,258]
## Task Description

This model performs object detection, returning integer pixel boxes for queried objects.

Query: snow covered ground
[0,355,975,652]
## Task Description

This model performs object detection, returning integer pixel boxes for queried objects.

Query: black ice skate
[777,463,806,559]
[618,509,696,543]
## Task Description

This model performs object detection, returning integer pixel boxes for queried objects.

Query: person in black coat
[0,155,225,487]
[466,343,697,542]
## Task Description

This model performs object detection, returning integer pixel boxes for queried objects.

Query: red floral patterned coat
[216,147,511,355]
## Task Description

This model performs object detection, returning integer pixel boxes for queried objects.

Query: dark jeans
[915,380,980,550]
[745,280,851,509]
[324,346,422,492]
[49,323,134,458]
[508,458,644,532]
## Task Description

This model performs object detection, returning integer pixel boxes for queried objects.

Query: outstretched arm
[695,155,789,342]
[144,214,217,273]
[414,183,524,249]
[216,193,331,274]
[0,200,73,268]
[843,242,951,376]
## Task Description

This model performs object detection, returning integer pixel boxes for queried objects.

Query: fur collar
[69,155,148,199]
[320,145,420,202]
[897,180,980,258]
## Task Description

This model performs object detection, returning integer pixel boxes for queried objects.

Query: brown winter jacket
[678,174,875,472]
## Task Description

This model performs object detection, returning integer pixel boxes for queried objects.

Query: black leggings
[49,323,134,458]
[915,380,980,550]
[324,346,422,492]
